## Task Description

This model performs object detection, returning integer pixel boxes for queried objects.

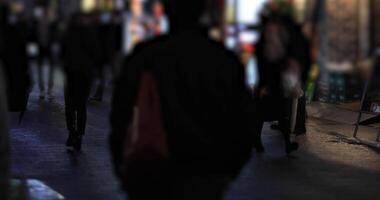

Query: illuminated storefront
[224,0,267,51]
[223,0,311,89]
[121,0,169,54]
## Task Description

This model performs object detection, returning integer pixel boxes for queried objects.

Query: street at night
[8,75,380,200]
[2,0,380,199]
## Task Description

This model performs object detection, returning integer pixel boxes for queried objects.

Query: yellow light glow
[81,0,97,13]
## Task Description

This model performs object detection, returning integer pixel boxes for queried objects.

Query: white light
[237,0,267,24]
[239,31,260,44]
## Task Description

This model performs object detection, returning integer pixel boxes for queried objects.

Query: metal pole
[353,112,362,138]
[354,80,370,138]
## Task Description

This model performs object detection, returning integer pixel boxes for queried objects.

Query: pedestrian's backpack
[123,70,169,186]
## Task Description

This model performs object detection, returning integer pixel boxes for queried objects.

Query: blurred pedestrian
[1,2,31,113]
[32,6,56,100]
[255,13,310,154]
[148,0,169,36]
[122,0,150,55]
[62,13,100,152]
[90,12,120,102]
[110,0,256,199]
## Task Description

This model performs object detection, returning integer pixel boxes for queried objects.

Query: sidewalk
[8,69,380,200]
[307,102,380,147]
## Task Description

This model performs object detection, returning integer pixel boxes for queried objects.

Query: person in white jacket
[0,65,9,200]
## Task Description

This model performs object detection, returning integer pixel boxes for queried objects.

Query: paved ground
[9,69,380,200]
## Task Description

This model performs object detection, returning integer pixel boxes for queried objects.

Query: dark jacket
[256,14,311,121]
[62,20,100,78]
[1,6,31,112]
[110,29,256,175]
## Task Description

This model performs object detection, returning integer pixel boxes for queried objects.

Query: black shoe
[73,135,83,152]
[66,133,76,152]
[285,142,299,155]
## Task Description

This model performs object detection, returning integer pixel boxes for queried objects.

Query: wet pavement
[9,70,380,200]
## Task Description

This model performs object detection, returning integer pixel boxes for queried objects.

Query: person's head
[262,16,289,63]
[152,1,164,17]
[262,14,288,42]
[163,0,205,30]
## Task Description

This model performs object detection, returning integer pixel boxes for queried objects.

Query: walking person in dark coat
[1,2,31,113]
[255,13,311,154]
[62,13,100,152]
[110,0,256,199]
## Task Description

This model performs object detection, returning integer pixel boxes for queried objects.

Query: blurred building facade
[7,0,378,105]
[316,0,374,104]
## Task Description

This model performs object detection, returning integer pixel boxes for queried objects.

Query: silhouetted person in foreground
[255,13,310,154]
[1,2,31,113]
[110,0,255,199]
[62,14,100,152]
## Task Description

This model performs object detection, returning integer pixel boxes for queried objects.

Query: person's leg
[76,103,87,135]
[72,104,85,151]
[37,54,45,98]
[64,104,76,134]
[279,117,291,146]
[278,97,298,154]
[294,95,307,135]
[64,77,77,150]
[279,109,299,155]
[91,67,105,102]
[253,119,265,153]
[73,77,92,151]
[77,76,92,135]
[47,49,55,99]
